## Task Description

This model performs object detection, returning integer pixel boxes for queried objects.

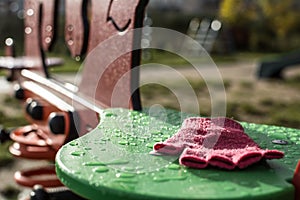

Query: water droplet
[136,166,144,170]
[71,151,85,156]
[144,121,151,125]
[25,27,32,34]
[271,132,287,140]
[114,179,138,184]
[115,132,122,137]
[67,25,74,32]
[155,168,165,172]
[83,162,106,166]
[290,137,298,142]
[26,9,34,16]
[122,166,135,172]
[5,38,13,46]
[129,110,139,116]
[253,187,262,192]
[116,173,135,179]
[136,170,145,175]
[94,166,109,173]
[69,141,78,146]
[105,112,116,117]
[75,56,81,62]
[153,177,168,182]
[118,140,129,145]
[146,142,155,148]
[141,136,149,140]
[224,186,235,191]
[153,175,187,182]
[46,25,52,32]
[163,135,171,140]
[167,163,181,170]
[67,39,74,46]
[138,138,145,143]
[106,159,129,165]
[127,137,135,141]
[290,132,299,137]
[154,137,163,142]
[152,131,162,135]
[45,37,51,44]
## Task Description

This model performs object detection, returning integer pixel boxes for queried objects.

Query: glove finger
[233,148,263,169]
[179,148,209,169]
[208,154,235,170]
[263,149,284,159]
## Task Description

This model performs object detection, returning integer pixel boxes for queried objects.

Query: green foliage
[220,0,259,26]
[259,0,299,38]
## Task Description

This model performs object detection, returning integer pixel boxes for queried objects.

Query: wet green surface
[56,108,299,200]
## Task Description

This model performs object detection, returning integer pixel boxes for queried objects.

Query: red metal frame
[1,0,148,189]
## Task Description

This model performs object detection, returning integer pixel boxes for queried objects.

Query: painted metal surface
[3,0,148,189]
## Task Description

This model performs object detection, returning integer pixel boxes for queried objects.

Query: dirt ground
[141,60,300,124]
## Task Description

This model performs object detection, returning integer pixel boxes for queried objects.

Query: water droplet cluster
[56,108,300,199]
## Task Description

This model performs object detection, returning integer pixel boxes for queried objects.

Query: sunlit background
[1,0,300,126]
[1,0,300,52]
[1,0,300,125]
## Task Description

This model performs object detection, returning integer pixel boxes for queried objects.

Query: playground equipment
[0,0,299,199]
[257,49,300,79]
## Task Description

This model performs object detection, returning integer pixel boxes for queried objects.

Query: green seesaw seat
[56,108,300,200]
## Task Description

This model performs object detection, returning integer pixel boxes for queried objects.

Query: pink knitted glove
[153,117,284,170]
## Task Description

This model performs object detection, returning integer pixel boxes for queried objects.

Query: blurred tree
[219,0,260,50]
[219,0,300,51]
[259,0,299,39]
[219,0,259,26]
[0,0,24,54]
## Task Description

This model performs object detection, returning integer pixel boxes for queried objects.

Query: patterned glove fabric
[153,117,284,170]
